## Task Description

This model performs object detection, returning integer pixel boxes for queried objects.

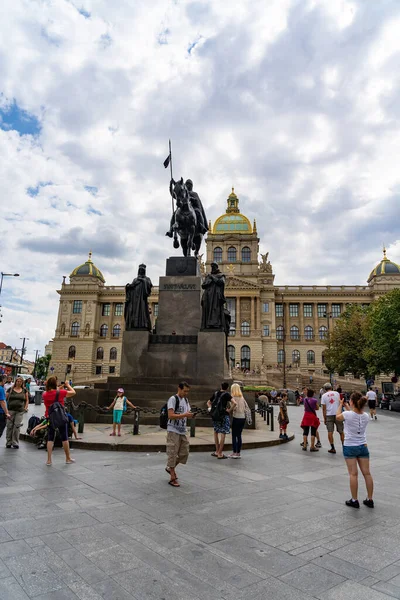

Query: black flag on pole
[163,154,171,168]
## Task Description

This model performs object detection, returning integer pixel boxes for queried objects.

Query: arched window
[276,325,284,340]
[322,352,325,364]
[227,345,235,367]
[112,324,121,338]
[290,325,299,340]
[71,322,80,337]
[241,345,251,370]
[100,324,108,337]
[278,349,285,364]
[213,247,223,262]
[305,325,314,340]
[110,347,117,361]
[241,247,251,262]
[68,345,76,359]
[96,347,104,360]
[292,350,300,364]
[227,246,237,262]
[307,350,315,365]
[241,321,250,336]
[319,325,328,340]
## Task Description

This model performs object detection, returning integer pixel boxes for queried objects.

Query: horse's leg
[181,236,188,256]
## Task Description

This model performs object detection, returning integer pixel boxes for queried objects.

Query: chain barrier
[64,399,272,436]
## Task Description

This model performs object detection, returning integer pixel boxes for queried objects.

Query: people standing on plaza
[321,382,344,454]
[0,376,11,441]
[5,376,29,449]
[106,388,137,436]
[366,387,378,420]
[229,383,248,458]
[336,392,374,508]
[43,376,76,466]
[270,388,277,404]
[300,389,320,452]
[166,382,193,487]
[278,392,289,440]
[4,376,13,394]
[208,382,233,459]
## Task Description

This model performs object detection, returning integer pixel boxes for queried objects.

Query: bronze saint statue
[201,262,226,330]
[124,264,152,331]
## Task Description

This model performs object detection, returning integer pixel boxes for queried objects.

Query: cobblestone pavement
[0,406,399,600]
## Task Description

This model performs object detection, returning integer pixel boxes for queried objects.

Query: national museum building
[49,189,400,382]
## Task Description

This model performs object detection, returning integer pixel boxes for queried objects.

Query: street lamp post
[0,272,20,297]
[19,337,29,366]
[33,350,40,379]
[282,294,287,388]
[324,312,333,384]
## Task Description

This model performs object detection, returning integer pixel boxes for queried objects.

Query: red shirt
[43,389,67,417]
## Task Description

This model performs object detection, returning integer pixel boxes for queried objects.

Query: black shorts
[368,401,376,409]
[47,423,69,443]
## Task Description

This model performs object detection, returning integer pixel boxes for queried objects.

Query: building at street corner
[49,189,400,383]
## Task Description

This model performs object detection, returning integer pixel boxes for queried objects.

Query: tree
[35,354,51,380]
[324,304,370,378]
[366,289,400,376]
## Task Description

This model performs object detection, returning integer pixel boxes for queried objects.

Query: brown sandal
[168,479,180,487]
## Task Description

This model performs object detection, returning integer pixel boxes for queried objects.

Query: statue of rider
[166,179,208,238]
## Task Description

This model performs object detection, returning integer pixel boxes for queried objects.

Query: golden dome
[70,252,105,282]
[212,188,253,234]
[368,248,400,281]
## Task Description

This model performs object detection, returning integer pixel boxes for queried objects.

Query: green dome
[368,249,400,281]
[70,252,105,282]
[212,188,253,234]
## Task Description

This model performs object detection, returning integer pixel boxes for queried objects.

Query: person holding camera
[336,392,374,509]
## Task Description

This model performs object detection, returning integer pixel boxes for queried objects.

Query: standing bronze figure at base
[125,264,153,331]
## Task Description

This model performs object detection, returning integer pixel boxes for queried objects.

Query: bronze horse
[170,178,203,257]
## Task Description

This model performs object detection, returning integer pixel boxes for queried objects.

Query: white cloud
[1,0,400,359]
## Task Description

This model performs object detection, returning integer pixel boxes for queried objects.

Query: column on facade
[251,296,255,333]
[256,296,260,330]
[236,296,240,336]
[313,303,319,341]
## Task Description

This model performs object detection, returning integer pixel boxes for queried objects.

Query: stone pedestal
[120,330,149,379]
[156,276,201,336]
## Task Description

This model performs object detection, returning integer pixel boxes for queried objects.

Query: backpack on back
[27,415,41,435]
[48,390,69,430]
[160,395,180,430]
[210,391,226,422]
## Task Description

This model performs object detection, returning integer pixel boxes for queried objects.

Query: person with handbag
[300,388,320,452]
[42,376,76,466]
[5,375,29,449]
[278,392,290,440]
[229,383,251,459]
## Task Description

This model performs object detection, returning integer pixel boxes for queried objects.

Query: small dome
[212,187,253,234]
[368,249,400,281]
[70,252,105,282]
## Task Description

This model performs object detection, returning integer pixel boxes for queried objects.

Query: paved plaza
[0,406,400,600]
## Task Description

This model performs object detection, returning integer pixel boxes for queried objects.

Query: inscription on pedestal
[160,282,200,291]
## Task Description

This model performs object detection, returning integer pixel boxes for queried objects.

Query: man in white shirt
[321,383,344,454]
[166,381,193,488]
[4,377,13,393]
[366,388,378,420]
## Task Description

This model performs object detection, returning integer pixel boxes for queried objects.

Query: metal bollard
[190,417,196,438]
[270,405,274,432]
[133,409,140,435]
[78,406,85,434]
[265,403,268,423]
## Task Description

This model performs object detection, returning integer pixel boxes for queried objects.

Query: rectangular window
[275,303,283,317]
[109,366,115,374]
[289,304,298,317]
[102,303,111,316]
[114,303,123,316]
[72,300,82,314]
[154,303,159,317]
[332,304,341,318]
[95,366,102,375]
[303,304,313,318]
[263,325,270,337]
[317,303,327,318]
[226,298,236,325]
[262,302,269,313]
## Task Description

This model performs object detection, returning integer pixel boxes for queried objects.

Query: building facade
[49,191,400,383]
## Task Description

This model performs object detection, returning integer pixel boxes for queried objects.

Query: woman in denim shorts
[336,392,374,509]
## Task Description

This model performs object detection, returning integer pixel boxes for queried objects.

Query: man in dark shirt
[207,382,232,459]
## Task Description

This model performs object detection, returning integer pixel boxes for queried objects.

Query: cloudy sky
[1,0,400,360]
